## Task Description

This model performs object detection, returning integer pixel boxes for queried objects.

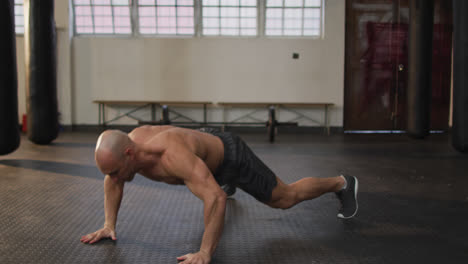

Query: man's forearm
[104,175,124,229]
[200,195,227,256]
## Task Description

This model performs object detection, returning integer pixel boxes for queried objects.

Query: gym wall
[15,0,345,128]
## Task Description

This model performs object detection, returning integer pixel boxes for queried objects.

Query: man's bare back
[128,126,225,185]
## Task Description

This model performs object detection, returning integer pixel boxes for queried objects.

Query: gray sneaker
[336,175,359,219]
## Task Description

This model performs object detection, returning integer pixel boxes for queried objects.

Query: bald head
[95,130,132,171]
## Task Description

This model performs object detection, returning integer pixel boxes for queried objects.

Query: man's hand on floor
[80,227,116,244]
[177,251,211,264]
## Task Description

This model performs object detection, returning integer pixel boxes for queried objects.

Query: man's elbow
[214,190,227,203]
[209,190,227,208]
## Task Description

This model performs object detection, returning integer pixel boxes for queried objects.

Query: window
[202,0,257,36]
[73,0,132,35]
[71,0,324,37]
[15,0,24,34]
[265,0,322,37]
[138,0,194,35]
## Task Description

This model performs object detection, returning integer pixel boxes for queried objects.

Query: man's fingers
[89,231,105,244]
[80,234,92,243]
[81,232,99,244]
[177,254,189,261]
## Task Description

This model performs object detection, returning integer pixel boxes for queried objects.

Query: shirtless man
[80,125,358,264]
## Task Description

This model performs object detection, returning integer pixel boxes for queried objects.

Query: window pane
[114,17,130,26]
[137,0,194,35]
[305,0,321,7]
[204,7,219,17]
[204,28,219,35]
[240,18,256,28]
[158,17,176,27]
[93,6,112,16]
[202,0,257,36]
[266,29,282,35]
[284,19,301,29]
[304,8,320,19]
[221,7,239,18]
[77,27,93,33]
[157,7,176,16]
[178,27,194,34]
[284,29,301,35]
[304,29,320,36]
[159,27,176,34]
[76,16,93,26]
[304,19,319,29]
[266,2,323,37]
[203,0,219,5]
[221,28,239,35]
[284,8,302,19]
[94,0,111,5]
[266,9,282,19]
[139,7,156,16]
[74,0,91,4]
[139,0,155,5]
[266,19,282,29]
[221,18,239,28]
[140,27,157,34]
[76,6,92,16]
[15,5,24,15]
[178,0,194,5]
[241,28,256,35]
[285,0,302,7]
[95,16,113,27]
[177,7,193,17]
[112,0,128,5]
[15,2,24,34]
[221,0,239,5]
[240,0,256,6]
[140,17,156,27]
[266,0,282,7]
[95,27,113,33]
[158,0,176,5]
[178,17,194,27]
[240,7,256,17]
[15,16,24,26]
[114,6,130,16]
[204,18,219,27]
[115,27,131,33]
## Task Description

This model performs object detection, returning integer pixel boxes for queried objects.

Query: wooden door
[344,0,452,131]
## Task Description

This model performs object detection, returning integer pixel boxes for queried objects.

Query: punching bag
[407,0,434,139]
[24,0,59,144]
[0,0,20,155]
[452,0,468,152]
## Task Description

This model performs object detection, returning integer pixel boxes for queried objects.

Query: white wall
[17,0,345,127]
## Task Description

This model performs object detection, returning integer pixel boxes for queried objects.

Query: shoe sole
[337,176,359,219]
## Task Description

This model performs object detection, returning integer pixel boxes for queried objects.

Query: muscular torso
[128,126,224,185]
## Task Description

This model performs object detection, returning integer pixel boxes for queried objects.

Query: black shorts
[198,128,278,203]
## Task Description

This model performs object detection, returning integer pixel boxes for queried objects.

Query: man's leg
[266,175,359,219]
[266,176,345,209]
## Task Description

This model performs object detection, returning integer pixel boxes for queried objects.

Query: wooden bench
[218,102,334,138]
[93,100,213,126]
[94,100,333,142]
